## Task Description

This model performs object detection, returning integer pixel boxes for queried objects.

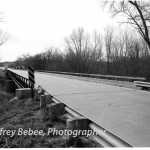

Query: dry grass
[0,85,101,148]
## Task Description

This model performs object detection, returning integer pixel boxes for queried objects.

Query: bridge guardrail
[7,69,32,88]
[36,70,146,82]
[134,81,150,88]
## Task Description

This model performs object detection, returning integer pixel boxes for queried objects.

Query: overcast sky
[0,0,121,62]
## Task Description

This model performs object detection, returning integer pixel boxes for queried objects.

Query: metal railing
[36,70,145,82]
[7,70,32,89]
[134,81,150,88]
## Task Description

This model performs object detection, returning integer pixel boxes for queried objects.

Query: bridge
[3,68,150,147]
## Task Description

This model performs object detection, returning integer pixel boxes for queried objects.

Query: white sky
[0,0,121,62]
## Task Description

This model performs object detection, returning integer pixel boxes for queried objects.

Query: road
[9,69,150,147]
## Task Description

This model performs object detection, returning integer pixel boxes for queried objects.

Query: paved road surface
[9,69,150,147]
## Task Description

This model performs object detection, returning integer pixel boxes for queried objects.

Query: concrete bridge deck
[9,69,150,147]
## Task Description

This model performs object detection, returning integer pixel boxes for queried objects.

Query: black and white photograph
[0,0,150,148]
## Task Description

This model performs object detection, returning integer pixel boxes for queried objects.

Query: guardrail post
[37,88,45,101]
[45,103,64,121]
[40,95,52,108]
[40,94,53,121]
[67,117,89,140]
[34,86,45,101]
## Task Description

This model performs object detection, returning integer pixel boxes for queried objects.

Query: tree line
[13,27,150,81]
[12,1,150,81]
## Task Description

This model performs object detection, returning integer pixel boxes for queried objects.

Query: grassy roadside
[0,75,101,148]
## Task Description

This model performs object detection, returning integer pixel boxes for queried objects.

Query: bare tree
[0,30,7,46]
[65,27,91,72]
[104,26,114,74]
[89,31,103,73]
[0,30,8,60]
[90,31,103,61]
[102,1,150,52]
